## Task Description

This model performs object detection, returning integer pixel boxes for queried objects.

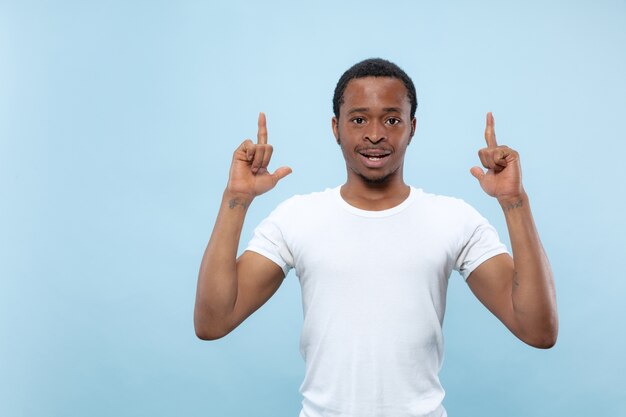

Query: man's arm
[194,113,292,340]
[467,113,558,349]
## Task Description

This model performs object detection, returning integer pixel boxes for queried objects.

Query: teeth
[360,151,389,161]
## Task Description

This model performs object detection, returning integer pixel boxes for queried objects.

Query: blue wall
[1,1,625,416]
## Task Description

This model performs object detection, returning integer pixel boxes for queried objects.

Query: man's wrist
[498,191,529,212]
[223,189,254,210]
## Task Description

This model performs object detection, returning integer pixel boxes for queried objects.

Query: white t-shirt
[246,186,508,417]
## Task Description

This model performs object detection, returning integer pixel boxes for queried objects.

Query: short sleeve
[245,204,294,278]
[454,207,509,280]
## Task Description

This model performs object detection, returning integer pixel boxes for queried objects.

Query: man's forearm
[501,192,558,347]
[194,190,253,339]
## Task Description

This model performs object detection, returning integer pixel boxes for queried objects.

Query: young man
[194,58,558,417]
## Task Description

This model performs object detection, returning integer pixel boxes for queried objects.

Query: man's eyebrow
[346,107,403,114]
[347,107,369,115]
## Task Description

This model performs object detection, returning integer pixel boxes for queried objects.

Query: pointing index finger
[257,112,268,145]
[484,112,498,148]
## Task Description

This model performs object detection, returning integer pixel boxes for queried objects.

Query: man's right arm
[194,113,292,340]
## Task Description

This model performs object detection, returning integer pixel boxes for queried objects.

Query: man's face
[332,76,416,185]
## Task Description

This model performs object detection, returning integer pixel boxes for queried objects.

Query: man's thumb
[272,166,293,182]
[469,166,485,181]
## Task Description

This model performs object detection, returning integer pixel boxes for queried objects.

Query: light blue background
[1,1,625,416]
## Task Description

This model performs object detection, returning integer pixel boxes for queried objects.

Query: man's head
[333,58,417,120]
[331,59,417,185]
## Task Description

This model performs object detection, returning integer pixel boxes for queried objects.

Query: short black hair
[333,58,417,119]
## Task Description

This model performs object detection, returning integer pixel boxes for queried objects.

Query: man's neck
[340,178,410,211]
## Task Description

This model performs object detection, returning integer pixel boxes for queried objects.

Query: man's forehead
[342,77,411,110]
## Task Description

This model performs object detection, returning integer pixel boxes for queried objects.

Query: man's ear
[332,116,340,144]
[408,117,416,144]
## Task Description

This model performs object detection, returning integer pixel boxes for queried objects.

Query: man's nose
[364,121,385,143]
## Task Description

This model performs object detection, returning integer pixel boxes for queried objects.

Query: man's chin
[358,172,392,185]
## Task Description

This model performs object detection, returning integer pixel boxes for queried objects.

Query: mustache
[336,137,393,152]
[356,146,392,151]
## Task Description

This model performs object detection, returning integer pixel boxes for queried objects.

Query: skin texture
[466,113,558,348]
[332,77,416,210]
[194,113,290,340]
[194,78,558,348]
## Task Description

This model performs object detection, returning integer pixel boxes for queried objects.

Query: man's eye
[386,118,400,125]
[352,117,365,124]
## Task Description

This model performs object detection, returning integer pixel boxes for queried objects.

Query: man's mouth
[358,149,391,161]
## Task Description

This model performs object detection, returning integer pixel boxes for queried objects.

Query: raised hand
[227,112,292,201]
[470,112,524,203]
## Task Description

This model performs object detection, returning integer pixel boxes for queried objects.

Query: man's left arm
[467,112,558,349]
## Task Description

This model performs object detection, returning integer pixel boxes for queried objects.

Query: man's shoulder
[412,187,468,207]
[277,186,339,207]
[267,186,340,217]
[411,187,482,218]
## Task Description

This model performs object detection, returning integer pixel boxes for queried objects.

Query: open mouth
[358,149,391,161]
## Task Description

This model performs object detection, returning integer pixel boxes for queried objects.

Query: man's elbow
[195,325,226,341]
[526,331,558,349]
[194,313,232,341]
[522,320,559,349]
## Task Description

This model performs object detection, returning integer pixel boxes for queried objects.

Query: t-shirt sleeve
[245,203,295,278]
[454,204,509,280]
